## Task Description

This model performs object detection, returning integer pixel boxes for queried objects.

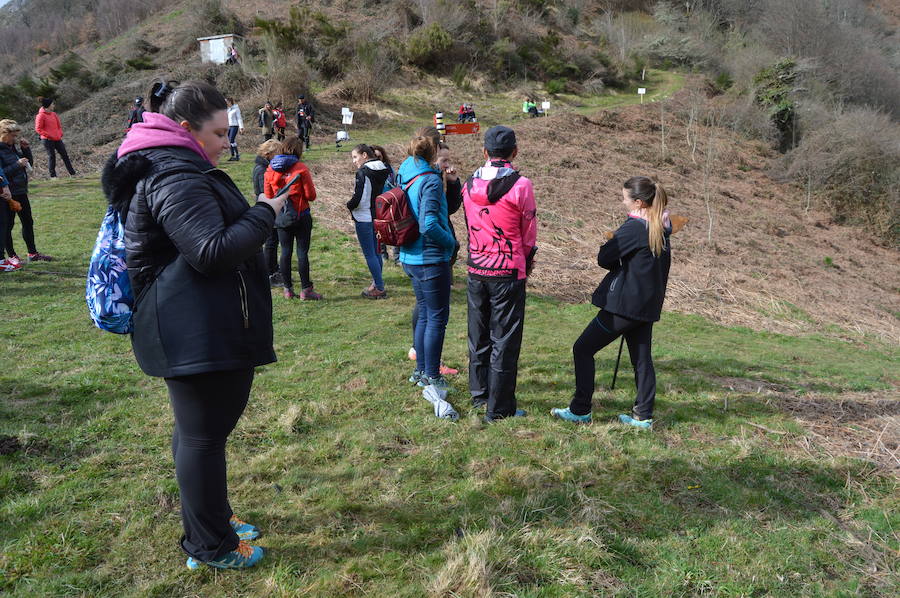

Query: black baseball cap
[297,94,305,100]
[484,125,517,153]
[135,96,143,105]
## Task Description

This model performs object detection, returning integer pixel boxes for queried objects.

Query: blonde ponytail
[647,181,668,257]
[623,176,668,257]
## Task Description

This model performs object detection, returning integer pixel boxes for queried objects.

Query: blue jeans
[403,262,451,378]
[354,221,384,291]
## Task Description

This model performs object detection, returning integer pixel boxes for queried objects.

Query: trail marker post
[638,88,647,104]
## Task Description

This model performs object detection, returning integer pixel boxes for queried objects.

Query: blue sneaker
[409,370,424,385]
[550,407,592,424]
[618,413,653,429]
[230,515,260,541]
[186,541,264,569]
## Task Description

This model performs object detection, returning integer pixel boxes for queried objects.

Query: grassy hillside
[1,163,897,596]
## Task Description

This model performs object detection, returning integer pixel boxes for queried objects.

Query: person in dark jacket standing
[0,164,18,272]
[296,95,314,149]
[0,119,52,262]
[462,126,537,422]
[34,97,77,179]
[101,80,285,569]
[347,144,390,298]
[552,176,672,429]
[126,97,146,130]
[253,139,282,286]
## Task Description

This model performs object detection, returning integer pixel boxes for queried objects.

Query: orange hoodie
[264,155,316,214]
[35,107,63,141]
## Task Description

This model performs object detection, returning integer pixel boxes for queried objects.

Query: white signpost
[638,88,647,104]
[337,109,354,150]
[541,101,550,115]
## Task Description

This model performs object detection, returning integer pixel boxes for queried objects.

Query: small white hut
[197,34,242,65]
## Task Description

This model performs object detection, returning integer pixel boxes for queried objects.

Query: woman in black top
[552,176,672,428]
[102,80,285,569]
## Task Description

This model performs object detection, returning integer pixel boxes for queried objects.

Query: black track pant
[5,194,37,256]
[42,139,75,177]
[570,310,656,419]
[264,230,278,275]
[165,367,254,562]
[467,277,526,419]
[278,211,313,291]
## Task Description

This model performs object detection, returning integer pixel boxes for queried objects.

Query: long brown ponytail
[623,176,668,257]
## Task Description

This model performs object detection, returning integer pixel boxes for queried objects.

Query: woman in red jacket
[34,98,77,179]
[264,135,322,300]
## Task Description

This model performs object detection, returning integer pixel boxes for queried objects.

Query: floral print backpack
[85,205,134,334]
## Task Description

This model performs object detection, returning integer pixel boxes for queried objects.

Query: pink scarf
[117,112,211,163]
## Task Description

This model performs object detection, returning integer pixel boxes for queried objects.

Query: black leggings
[278,211,313,291]
[166,367,254,561]
[42,139,75,177]
[570,311,656,419]
[5,194,37,256]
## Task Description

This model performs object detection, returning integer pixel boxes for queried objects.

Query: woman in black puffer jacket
[101,81,285,570]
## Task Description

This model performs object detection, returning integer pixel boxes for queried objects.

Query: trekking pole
[610,336,625,390]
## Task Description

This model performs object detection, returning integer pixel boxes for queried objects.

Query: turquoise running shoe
[409,370,424,385]
[550,407,592,424]
[230,515,260,541]
[186,541,264,569]
[618,413,653,429]
[424,375,450,392]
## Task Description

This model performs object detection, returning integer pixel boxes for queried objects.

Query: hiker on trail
[0,162,17,272]
[272,102,287,141]
[126,97,146,130]
[462,126,537,422]
[101,80,285,569]
[226,43,240,65]
[0,119,52,264]
[258,102,275,141]
[226,97,244,161]
[373,144,401,266]
[552,176,672,429]
[34,97,77,179]
[347,144,390,299]
[296,95,314,149]
[523,98,538,118]
[264,135,322,300]
[253,139,282,287]
[399,126,458,419]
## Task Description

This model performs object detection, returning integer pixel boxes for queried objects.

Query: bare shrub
[339,42,399,102]
[785,108,900,244]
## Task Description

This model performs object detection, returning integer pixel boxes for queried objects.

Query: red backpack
[373,173,434,247]
[273,109,287,128]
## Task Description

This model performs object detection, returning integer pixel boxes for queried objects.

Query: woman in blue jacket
[399,127,457,405]
[552,176,672,429]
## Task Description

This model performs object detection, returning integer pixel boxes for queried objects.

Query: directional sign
[443,122,480,135]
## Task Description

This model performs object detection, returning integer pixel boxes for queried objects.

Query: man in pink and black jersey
[462,126,538,422]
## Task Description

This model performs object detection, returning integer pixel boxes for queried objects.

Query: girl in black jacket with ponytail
[102,80,285,570]
[552,176,672,429]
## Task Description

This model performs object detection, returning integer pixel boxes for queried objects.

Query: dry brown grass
[308,96,900,342]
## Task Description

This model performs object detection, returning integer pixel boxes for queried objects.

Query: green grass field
[1,133,898,597]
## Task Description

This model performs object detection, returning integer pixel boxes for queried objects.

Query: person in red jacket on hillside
[264,135,322,301]
[34,97,77,179]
